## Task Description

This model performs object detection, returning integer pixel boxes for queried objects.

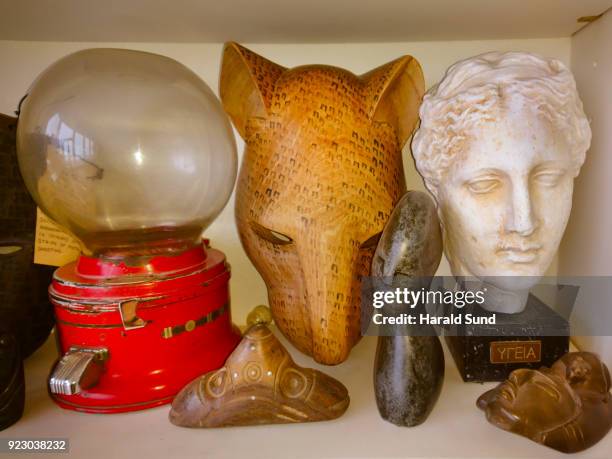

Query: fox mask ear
[219,42,286,139]
[220,44,424,146]
[362,55,425,148]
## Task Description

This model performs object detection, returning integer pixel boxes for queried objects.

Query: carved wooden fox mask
[220,43,424,364]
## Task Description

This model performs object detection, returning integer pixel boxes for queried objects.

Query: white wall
[561,11,612,364]
[0,38,570,324]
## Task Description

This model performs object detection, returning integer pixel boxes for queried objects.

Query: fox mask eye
[250,221,293,246]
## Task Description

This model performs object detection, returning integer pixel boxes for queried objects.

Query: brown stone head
[477,352,612,453]
[220,43,424,364]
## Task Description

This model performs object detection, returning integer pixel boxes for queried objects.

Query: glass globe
[17,48,237,256]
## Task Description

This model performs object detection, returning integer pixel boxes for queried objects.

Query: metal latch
[49,347,109,395]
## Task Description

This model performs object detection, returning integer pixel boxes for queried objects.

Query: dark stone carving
[372,191,444,426]
[0,313,24,431]
[0,113,54,358]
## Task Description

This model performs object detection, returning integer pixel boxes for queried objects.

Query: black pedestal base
[445,294,570,382]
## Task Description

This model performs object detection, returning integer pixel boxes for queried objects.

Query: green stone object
[372,191,445,427]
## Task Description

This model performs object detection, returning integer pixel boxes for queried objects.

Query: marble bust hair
[413,52,590,197]
[412,52,591,313]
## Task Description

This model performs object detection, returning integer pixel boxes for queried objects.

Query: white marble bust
[412,52,591,313]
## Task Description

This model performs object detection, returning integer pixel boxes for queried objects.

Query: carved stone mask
[477,352,612,453]
[412,52,591,313]
[220,43,424,364]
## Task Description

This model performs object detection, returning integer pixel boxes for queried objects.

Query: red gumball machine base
[48,240,241,414]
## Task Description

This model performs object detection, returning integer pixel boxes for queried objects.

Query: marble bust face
[412,52,591,313]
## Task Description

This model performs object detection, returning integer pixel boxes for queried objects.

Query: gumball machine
[16,48,241,413]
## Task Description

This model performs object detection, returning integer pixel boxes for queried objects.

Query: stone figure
[169,318,350,427]
[478,352,612,453]
[372,191,445,426]
[412,52,591,313]
[220,42,424,364]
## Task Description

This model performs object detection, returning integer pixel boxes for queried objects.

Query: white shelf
[4,329,610,459]
[0,0,609,43]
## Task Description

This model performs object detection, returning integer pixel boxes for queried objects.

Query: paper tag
[34,208,82,266]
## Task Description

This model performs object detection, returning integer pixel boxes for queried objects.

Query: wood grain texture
[220,43,424,364]
[169,324,349,427]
